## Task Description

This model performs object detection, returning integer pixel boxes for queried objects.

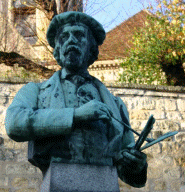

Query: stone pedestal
[40,163,120,192]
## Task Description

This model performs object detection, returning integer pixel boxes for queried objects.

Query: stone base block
[40,163,120,192]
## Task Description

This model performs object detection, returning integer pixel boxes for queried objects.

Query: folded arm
[5,82,74,142]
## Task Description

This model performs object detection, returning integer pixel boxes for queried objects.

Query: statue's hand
[74,100,113,122]
[115,149,147,174]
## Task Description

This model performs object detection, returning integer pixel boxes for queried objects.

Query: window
[13,0,37,44]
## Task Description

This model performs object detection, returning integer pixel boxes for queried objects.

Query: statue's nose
[67,34,78,44]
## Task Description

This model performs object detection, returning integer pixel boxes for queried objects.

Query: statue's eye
[74,31,85,39]
[86,94,93,100]
[60,33,69,42]
[78,90,86,97]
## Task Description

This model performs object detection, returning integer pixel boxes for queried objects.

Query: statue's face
[56,25,90,72]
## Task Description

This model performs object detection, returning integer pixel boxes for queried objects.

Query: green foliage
[120,59,167,85]
[120,0,185,85]
[0,65,42,81]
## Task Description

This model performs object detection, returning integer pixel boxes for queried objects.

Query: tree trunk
[36,0,83,20]
[67,0,83,12]
[57,0,83,13]
[161,62,185,86]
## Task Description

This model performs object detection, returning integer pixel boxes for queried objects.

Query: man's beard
[60,46,88,72]
[64,51,82,70]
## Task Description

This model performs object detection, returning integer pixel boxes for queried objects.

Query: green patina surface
[5,11,148,188]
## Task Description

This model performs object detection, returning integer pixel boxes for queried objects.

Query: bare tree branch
[34,0,83,20]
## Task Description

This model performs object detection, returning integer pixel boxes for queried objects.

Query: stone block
[0,96,6,105]
[0,124,6,137]
[182,112,185,120]
[164,99,177,111]
[175,157,185,167]
[6,163,36,175]
[145,91,178,98]
[0,149,5,161]
[35,167,42,175]
[140,120,148,130]
[154,180,166,191]
[181,122,185,130]
[144,142,162,155]
[11,177,29,188]
[121,89,144,96]
[130,110,150,120]
[175,132,185,142]
[177,99,185,111]
[154,120,180,131]
[111,88,144,97]
[4,149,15,161]
[119,97,135,110]
[0,108,6,123]
[149,110,166,120]
[14,188,38,192]
[14,142,28,150]
[8,91,16,98]
[166,111,182,120]
[140,184,150,192]
[162,142,173,154]
[3,139,16,149]
[0,137,4,146]
[147,166,163,179]
[152,130,163,139]
[148,155,174,171]
[29,178,42,188]
[7,98,13,106]
[118,178,132,189]
[130,120,141,129]
[137,97,156,110]
[16,151,28,162]
[173,141,183,150]
[0,162,5,175]
[156,99,165,111]
[0,188,10,192]
[0,177,8,187]
[172,141,185,159]
[0,85,10,97]
[160,156,174,166]
[163,166,181,180]
[41,163,120,192]
[0,107,6,116]
[4,139,28,150]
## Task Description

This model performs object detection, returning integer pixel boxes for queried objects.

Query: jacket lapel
[40,70,66,109]
[93,78,125,155]
[93,78,122,121]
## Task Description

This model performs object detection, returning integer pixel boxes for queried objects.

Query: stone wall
[0,82,185,191]
[0,83,42,192]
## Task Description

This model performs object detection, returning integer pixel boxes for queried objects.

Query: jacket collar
[61,68,91,80]
[40,70,122,121]
[41,69,93,89]
[40,70,61,89]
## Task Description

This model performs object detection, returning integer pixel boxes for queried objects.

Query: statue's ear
[88,45,99,66]
[53,46,61,66]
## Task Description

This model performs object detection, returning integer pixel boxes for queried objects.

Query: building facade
[0,1,149,82]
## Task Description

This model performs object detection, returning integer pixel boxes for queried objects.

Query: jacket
[5,70,146,187]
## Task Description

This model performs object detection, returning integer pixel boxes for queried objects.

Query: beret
[47,11,106,48]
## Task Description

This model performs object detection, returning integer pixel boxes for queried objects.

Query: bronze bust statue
[5,11,147,188]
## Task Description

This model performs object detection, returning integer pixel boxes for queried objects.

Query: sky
[84,0,158,32]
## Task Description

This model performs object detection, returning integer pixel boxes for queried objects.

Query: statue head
[47,12,106,72]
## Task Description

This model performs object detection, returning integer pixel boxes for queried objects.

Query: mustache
[64,45,82,55]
